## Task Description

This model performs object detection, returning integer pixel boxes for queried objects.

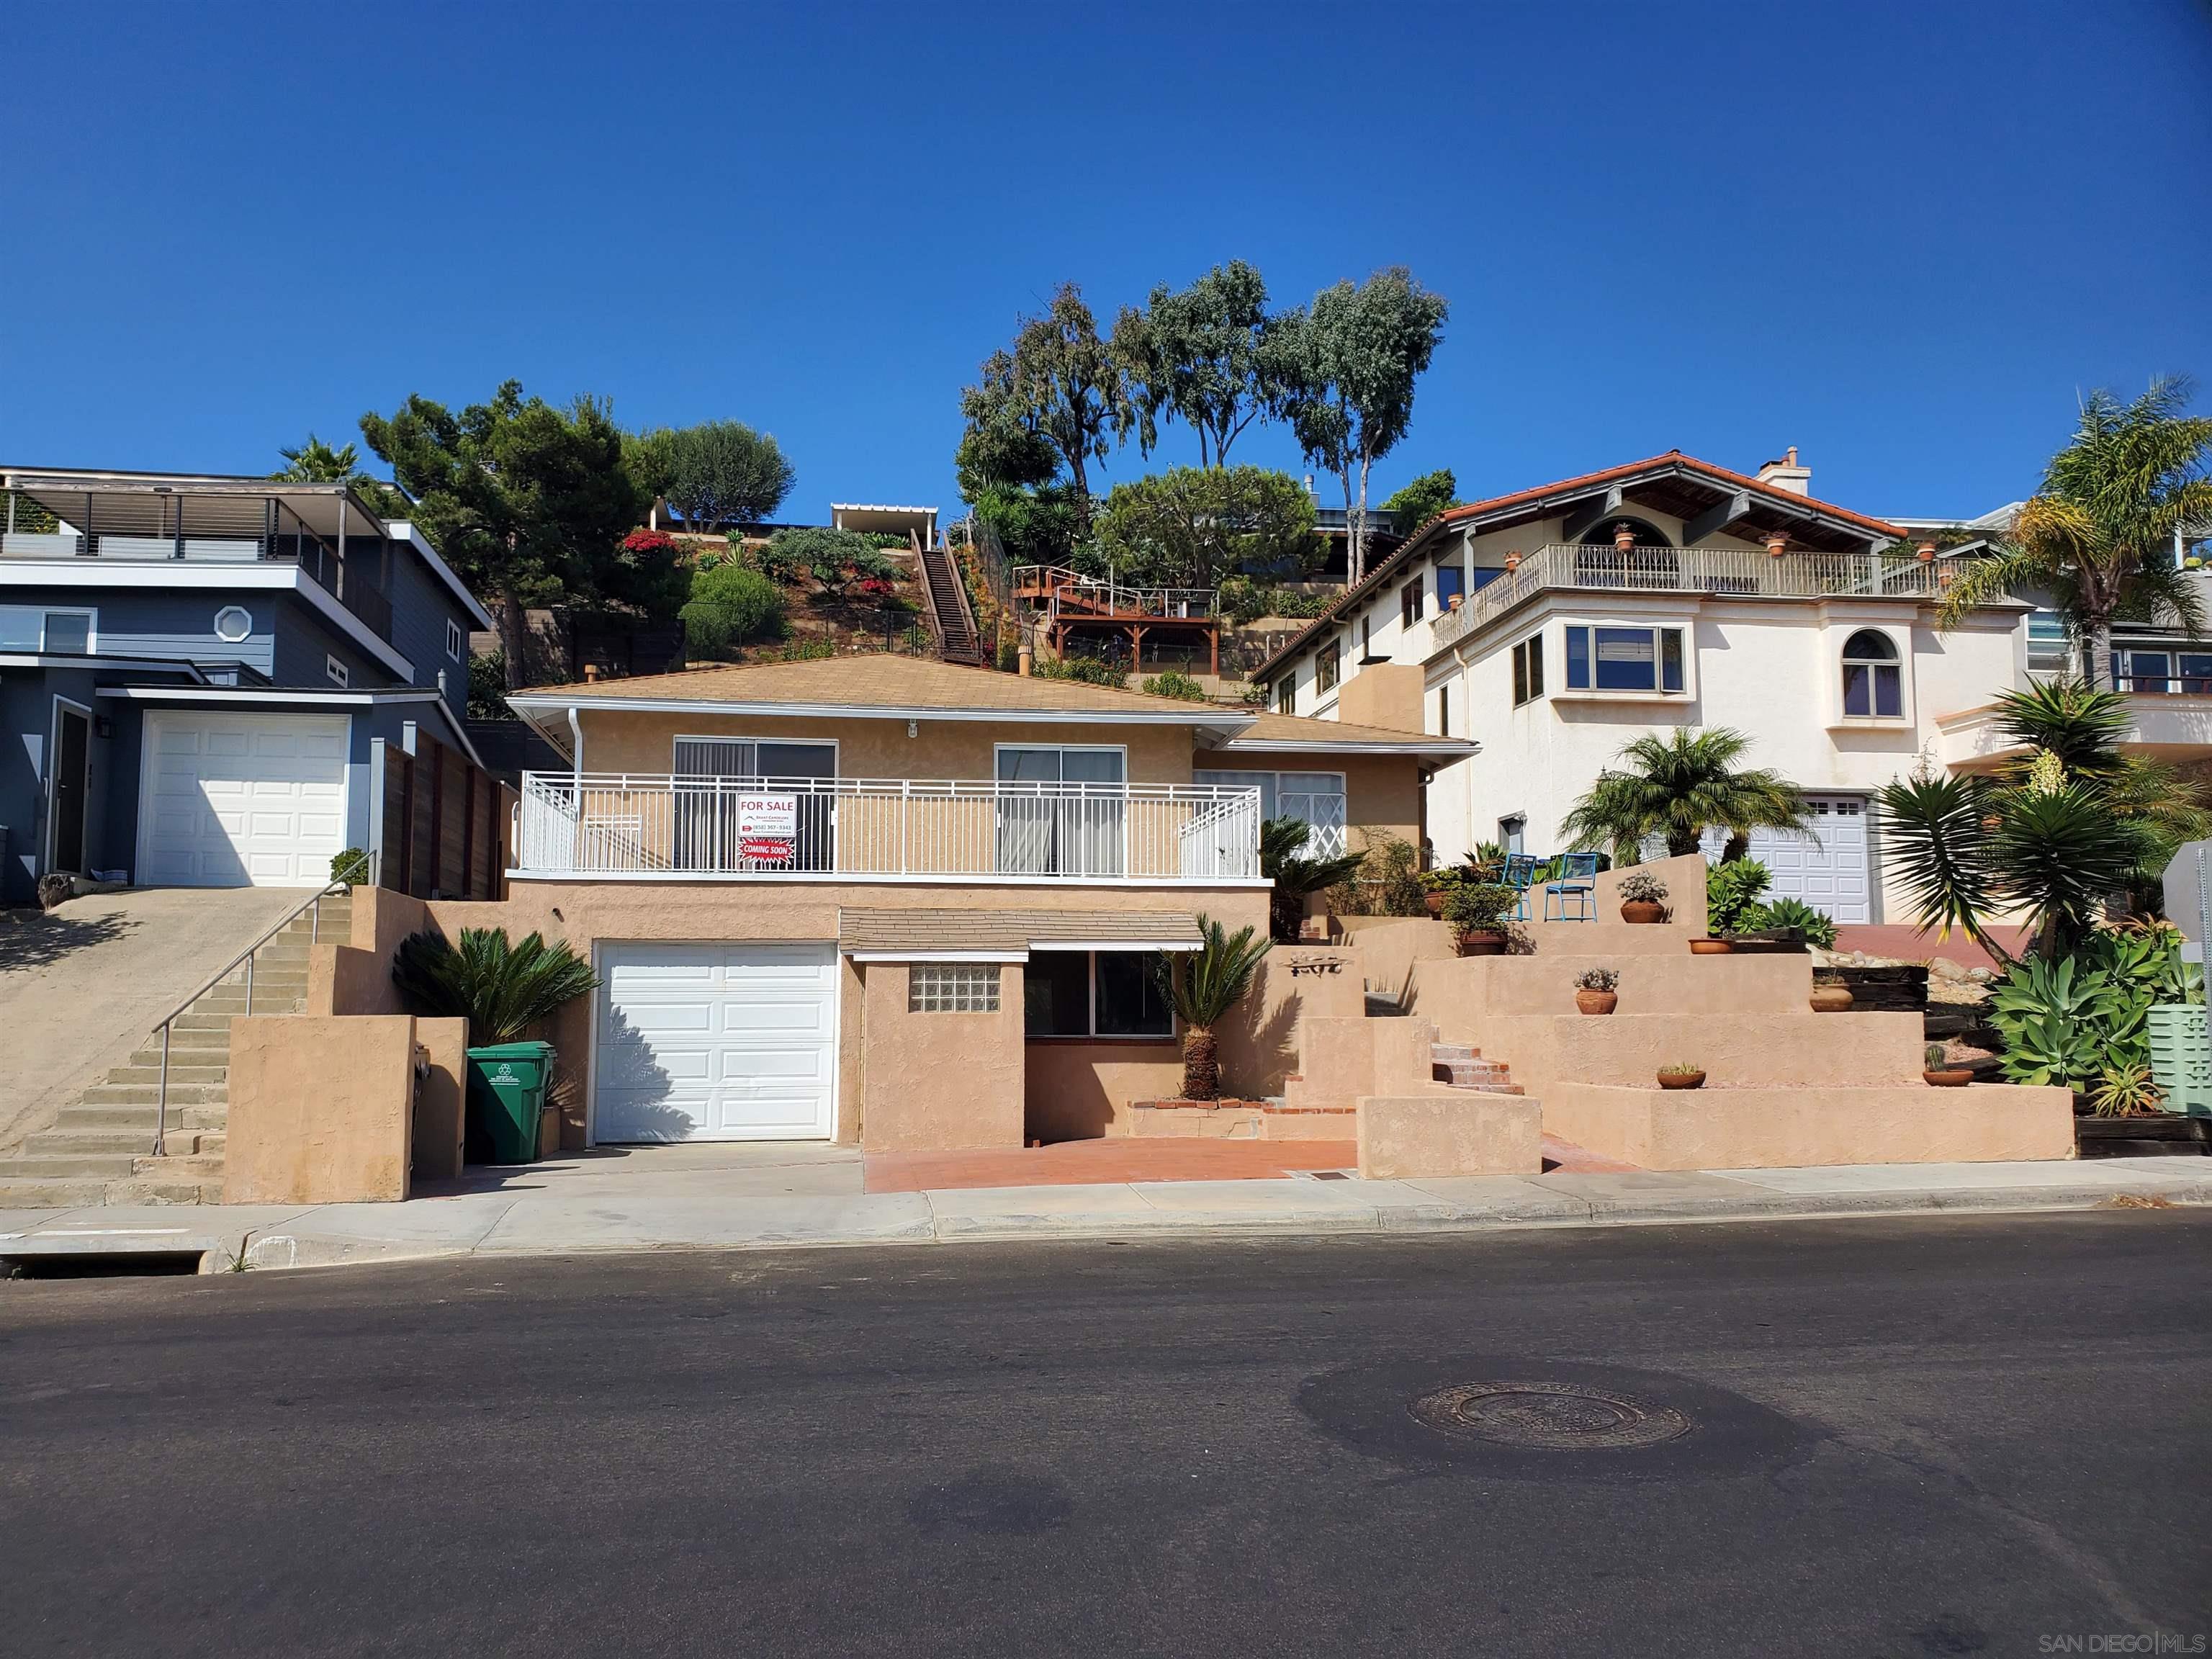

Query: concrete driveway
[0,886,304,1152]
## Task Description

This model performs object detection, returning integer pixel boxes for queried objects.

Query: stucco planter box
[1355,1092,1542,1179]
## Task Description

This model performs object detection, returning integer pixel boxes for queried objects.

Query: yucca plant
[392,928,600,1045]
[1156,916,1270,1100]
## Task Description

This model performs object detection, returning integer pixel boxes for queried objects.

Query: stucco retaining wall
[1424,952,1812,1017]
[1357,1093,1544,1179]
[1442,1011,1927,1090]
[223,1015,416,1204]
[1544,1081,2077,1169]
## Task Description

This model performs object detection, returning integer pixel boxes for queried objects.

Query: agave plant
[392,928,601,1045]
[1156,916,1270,1101]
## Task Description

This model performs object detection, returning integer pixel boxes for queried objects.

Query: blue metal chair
[1501,853,1539,922]
[1543,852,1601,921]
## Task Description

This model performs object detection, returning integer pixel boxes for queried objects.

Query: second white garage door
[594,943,837,1142]
[139,711,350,887]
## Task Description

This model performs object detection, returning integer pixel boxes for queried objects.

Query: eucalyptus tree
[1938,377,2212,686]
[1272,269,1449,583]
[1110,260,1283,467]
[963,283,1130,528]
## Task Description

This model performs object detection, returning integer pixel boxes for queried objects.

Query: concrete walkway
[0,887,304,1153]
[2,1142,2210,1272]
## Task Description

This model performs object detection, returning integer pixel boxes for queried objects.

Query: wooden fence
[369,732,516,901]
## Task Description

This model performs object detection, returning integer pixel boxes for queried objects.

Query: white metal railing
[516,773,1264,882]
[1429,544,1954,651]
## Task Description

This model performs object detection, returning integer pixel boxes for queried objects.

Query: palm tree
[1937,377,2212,685]
[1260,816,1365,942]
[1157,917,1270,1100]
[1878,683,2193,967]
[392,928,600,1044]
[1558,728,1810,863]
[275,434,363,482]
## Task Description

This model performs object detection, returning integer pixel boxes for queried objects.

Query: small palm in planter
[1616,871,1669,924]
[1157,916,1271,1100]
[393,927,600,1042]
[1444,884,1519,956]
[1574,966,1619,1014]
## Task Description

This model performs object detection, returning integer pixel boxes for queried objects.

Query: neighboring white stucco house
[1253,450,2038,926]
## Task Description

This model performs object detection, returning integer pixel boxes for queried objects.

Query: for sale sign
[737,794,798,863]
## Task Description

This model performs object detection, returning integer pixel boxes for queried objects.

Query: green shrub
[1141,670,1208,703]
[1362,834,1429,917]
[1758,896,1838,948]
[1704,859,1772,935]
[1444,884,1518,930]
[688,562,784,637]
[330,848,370,888]
[390,928,600,1045]
[1035,654,1128,688]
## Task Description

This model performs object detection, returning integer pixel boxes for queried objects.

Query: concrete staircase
[0,895,350,1208]
[919,544,984,665]
[1431,1040,1527,1096]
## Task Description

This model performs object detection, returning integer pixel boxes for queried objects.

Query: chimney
[1756,446,1812,497]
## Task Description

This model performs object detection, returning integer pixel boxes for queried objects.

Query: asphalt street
[4,1212,2208,1658]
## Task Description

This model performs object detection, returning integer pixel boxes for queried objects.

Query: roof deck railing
[1428,544,1952,652]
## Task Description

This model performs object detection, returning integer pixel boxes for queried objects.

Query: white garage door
[594,943,837,1143]
[140,712,350,887]
[1748,794,1870,924]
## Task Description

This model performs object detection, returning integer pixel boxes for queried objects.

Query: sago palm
[1156,916,1270,1100]
[1259,816,1365,942]
[392,927,601,1044]
[1937,377,2212,683]
[1558,727,1809,862]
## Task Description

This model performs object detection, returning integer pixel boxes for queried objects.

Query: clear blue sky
[5,1,2208,524]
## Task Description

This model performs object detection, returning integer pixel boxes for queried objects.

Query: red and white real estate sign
[737,794,798,863]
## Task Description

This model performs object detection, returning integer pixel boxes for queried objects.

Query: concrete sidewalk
[4,1142,2211,1272]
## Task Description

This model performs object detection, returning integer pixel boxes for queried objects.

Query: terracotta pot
[1923,1069,1974,1088]
[1657,1070,1706,1091]
[1809,985,1854,1012]
[1503,552,1522,572]
[1689,938,1733,956]
[1619,900,1665,925]
[1424,890,1446,920]
[1457,929,1509,957]
[1575,989,1618,1015]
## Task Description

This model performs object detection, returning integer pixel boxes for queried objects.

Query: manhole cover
[1408,1381,1691,1450]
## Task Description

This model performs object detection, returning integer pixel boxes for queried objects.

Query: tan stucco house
[474,657,1472,1153]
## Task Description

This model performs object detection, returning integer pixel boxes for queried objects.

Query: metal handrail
[150,881,347,1156]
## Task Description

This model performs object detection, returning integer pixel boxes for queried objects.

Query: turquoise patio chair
[1501,853,1539,922]
[1543,852,1601,921]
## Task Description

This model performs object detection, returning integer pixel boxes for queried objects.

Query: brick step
[1434,1062,1513,1085]
[81,1083,226,1107]
[133,1153,225,1179]
[1431,1043,1481,1063]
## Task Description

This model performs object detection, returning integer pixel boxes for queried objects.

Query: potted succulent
[1657,1061,1706,1091]
[1923,1042,1973,1088]
[1444,883,1518,956]
[1574,966,1619,1015]
[1809,975,1854,1012]
[1616,871,1668,925]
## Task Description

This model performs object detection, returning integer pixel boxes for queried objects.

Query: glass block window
[909,964,1001,1012]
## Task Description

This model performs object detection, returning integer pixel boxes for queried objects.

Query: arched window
[1842,629,1902,717]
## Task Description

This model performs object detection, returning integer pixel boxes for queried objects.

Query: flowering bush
[621,528,683,562]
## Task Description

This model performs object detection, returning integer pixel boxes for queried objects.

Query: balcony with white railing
[1429,544,1952,651]
[513,773,1266,884]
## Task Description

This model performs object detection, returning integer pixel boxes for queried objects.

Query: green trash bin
[465,1040,555,1164]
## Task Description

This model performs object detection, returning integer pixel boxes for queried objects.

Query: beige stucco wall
[1544,1080,2075,1169]
[576,708,1199,786]
[1334,663,1424,733]
[413,1016,469,1181]
[860,962,1027,1152]
[1357,1092,1544,1179]
[430,881,1271,1149]
[223,1015,416,1204]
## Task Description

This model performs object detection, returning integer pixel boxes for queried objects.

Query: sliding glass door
[996,746,1125,876]
[673,738,837,871]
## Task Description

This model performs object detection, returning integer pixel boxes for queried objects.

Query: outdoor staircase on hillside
[0,896,351,1208]
[919,544,984,665]
[1431,1040,1526,1096]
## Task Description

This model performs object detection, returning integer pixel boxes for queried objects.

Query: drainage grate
[1408,1381,1691,1450]
[1309,1169,1352,1181]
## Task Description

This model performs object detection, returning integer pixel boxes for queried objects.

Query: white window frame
[0,603,98,655]
[324,654,349,688]
[1838,628,1907,721]
[1316,637,1341,694]
[212,604,253,644]
[1193,768,1346,858]
[446,618,465,660]
[1823,622,1913,727]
